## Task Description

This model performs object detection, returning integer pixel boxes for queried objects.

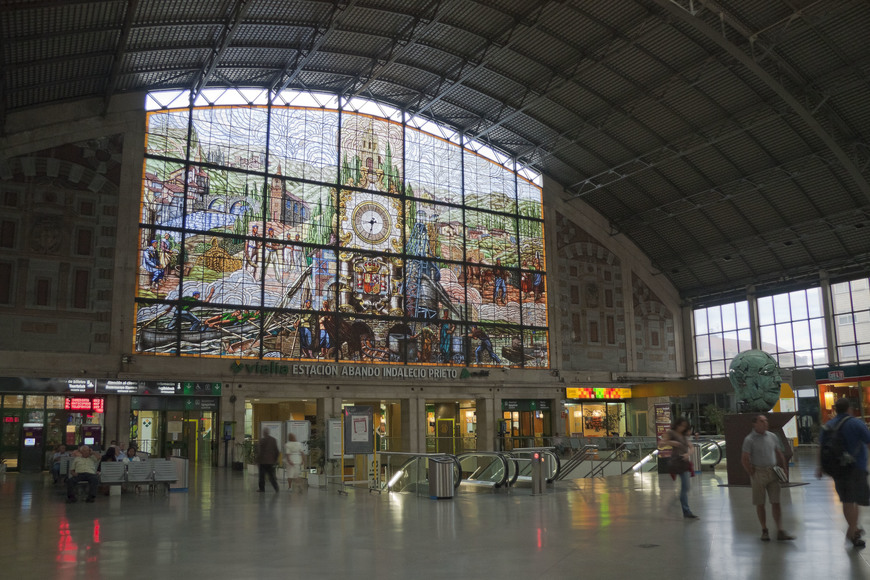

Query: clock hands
[368,216,378,231]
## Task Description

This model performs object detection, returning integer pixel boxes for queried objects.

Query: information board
[343,406,373,455]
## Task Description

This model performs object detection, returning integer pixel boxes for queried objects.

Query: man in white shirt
[66,445,100,503]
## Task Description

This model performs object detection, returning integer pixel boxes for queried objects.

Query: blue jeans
[679,470,691,515]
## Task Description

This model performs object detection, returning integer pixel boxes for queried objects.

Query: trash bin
[428,457,455,499]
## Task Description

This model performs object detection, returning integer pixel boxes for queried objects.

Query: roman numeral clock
[338,192,404,315]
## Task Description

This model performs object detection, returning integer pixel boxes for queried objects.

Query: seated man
[66,445,100,503]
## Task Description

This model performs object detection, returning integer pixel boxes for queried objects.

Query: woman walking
[661,418,698,519]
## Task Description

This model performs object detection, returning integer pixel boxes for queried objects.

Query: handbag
[773,466,788,483]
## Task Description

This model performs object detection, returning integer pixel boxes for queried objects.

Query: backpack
[820,416,856,477]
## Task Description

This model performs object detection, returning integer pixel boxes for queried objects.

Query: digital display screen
[64,397,104,413]
[84,437,95,445]
[24,438,36,446]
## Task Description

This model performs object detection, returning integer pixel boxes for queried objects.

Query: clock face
[351,201,392,245]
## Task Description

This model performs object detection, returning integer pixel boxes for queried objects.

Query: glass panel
[759,325,776,351]
[3,395,23,407]
[708,307,723,333]
[45,396,65,409]
[737,329,752,351]
[191,106,269,172]
[793,350,812,367]
[775,322,794,351]
[736,301,750,329]
[806,287,823,318]
[404,124,463,206]
[269,107,339,181]
[773,294,791,323]
[723,331,739,358]
[721,303,737,331]
[812,349,828,366]
[831,282,853,313]
[709,335,724,359]
[340,112,402,194]
[463,149,517,214]
[693,308,708,335]
[464,209,519,268]
[25,395,44,409]
[757,296,774,325]
[695,335,710,360]
[809,318,827,350]
[791,320,810,351]
[790,291,809,320]
[145,109,190,158]
[710,360,727,377]
[696,361,711,376]
[839,345,858,362]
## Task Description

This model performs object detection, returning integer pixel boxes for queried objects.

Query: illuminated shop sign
[64,397,105,413]
[565,387,631,399]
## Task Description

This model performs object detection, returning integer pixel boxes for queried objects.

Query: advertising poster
[654,403,672,442]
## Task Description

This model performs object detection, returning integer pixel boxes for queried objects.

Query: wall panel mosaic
[136,93,548,367]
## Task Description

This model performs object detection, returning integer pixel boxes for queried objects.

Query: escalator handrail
[456,452,511,488]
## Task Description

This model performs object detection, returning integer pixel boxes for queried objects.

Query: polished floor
[1,448,869,580]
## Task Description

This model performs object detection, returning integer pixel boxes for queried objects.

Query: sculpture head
[728,350,782,412]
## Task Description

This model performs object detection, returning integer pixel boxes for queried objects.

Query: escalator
[381,453,462,495]
[456,452,511,489]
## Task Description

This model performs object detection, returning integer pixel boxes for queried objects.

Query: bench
[152,460,178,493]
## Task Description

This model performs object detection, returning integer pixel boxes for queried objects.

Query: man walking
[66,445,100,503]
[816,398,870,547]
[256,427,280,493]
[741,414,795,541]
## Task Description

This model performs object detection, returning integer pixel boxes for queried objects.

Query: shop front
[563,387,630,439]
[500,399,553,450]
[816,370,870,425]
[426,400,477,453]
[0,379,106,472]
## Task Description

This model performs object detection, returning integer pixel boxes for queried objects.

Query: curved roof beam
[268,0,360,95]
[653,0,870,203]
[412,0,557,118]
[191,0,254,100]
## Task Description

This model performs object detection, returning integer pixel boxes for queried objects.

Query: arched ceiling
[2,0,869,302]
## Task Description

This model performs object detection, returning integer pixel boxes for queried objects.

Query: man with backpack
[816,398,870,548]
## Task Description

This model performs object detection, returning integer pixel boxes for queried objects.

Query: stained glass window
[136,91,548,367]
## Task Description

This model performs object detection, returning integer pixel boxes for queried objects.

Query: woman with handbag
[661,418,698,519]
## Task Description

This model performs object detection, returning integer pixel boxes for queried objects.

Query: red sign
[828,370,845,380]
[4,416,19,423]
[64,398,104,413]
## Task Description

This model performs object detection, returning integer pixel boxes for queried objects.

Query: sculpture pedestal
[724,412,794,486]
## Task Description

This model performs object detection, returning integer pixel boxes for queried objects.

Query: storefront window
[3,395,23,408]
